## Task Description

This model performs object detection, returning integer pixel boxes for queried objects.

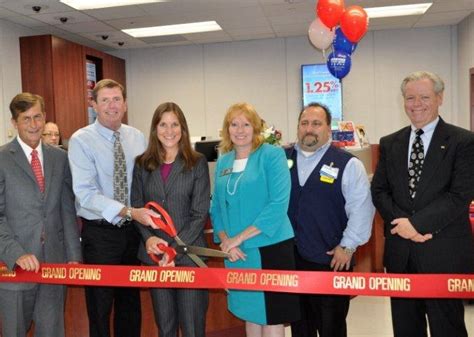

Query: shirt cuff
[102,201,125,224]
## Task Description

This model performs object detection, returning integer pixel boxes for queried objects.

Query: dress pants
[389,253,468,337]
[150,287,208,337]
[0,284,66,337]
[291,251,350,337]
[81,220,141,337]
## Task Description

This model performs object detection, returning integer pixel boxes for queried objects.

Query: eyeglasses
[42,132,60,137]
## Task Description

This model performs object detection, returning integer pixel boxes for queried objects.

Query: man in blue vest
[287,102,375,337]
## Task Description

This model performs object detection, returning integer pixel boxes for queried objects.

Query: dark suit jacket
[0,139,82,290]
[131,154,210,266]
[371,118,474,274]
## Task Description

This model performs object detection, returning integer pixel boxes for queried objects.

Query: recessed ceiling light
[365,3,432,19]
[123,21,222,38]
[60,0,166,10]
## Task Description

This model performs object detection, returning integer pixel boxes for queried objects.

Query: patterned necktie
[31,149,45,193]
[408,129,424,198]
[113,131,128,205]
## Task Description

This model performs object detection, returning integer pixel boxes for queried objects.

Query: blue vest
[286,145,353,265]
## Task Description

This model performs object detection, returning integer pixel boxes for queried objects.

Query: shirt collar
[17,135,43,157]
[94,119,123,141]
[411,116,439,134]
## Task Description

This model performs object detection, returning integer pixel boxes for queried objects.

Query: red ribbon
[0,264,472,298]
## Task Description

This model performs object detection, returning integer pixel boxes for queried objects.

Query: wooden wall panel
[20,35,128,140]
[103,53,126,86]
[103,54,128,123]
[19,36,55,122]
[370,144,385,273]
[51,36,87,139]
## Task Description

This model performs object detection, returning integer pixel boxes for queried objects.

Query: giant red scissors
[145,201,229,267]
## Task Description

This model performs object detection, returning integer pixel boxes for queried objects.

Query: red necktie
[31,149,45,193]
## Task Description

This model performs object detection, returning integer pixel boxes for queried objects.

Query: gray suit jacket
[131,154,210,266]
[0,138,82,290]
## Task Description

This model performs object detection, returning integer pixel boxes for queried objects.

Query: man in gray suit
[0,93,82,337]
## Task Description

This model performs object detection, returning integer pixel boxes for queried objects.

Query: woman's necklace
[226,172,244,196]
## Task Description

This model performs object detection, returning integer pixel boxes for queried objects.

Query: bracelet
[341,246,356,255]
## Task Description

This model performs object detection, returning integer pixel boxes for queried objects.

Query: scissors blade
[187,253,208,268]
[174,246,230,259]
[173,235,210,267]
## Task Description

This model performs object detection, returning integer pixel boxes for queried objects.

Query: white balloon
[308,18,335,51]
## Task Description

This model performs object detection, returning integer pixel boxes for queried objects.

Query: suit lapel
[42,144,54,198]
[217,151,235,209]
[9,139,39,190]
[415,119,449,200]
[164,156,184,195]
[150,165,166,198]
[392,127,411,201]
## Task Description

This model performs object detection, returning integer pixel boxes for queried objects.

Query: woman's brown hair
[136,102,199,171]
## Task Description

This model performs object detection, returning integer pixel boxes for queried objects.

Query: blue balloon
[333,27,357,55]
[326,51,352,80]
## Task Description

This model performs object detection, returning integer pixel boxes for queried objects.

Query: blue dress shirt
[295,141,375,249]
[68,120,146,224]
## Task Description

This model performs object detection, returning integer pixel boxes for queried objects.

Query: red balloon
[316,0,345,29]
[340,6,369,43]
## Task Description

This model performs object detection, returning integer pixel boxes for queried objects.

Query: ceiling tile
[29,11,96,25]
[428,0,474,13]
[415,10,470,25]
[58,20,114,33]
[0,0,72,15]
[84,6,148,20]
[225,25,274,36]
[4,15,48,28]
[0,7,19,18]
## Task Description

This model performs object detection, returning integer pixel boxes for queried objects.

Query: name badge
[320,175,334,184]
[220,168,232,176]
[320,163,339,179]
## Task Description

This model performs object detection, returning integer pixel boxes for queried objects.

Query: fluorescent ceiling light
[365,3,432,19]
[60,0,165,10]
[123,21,222,38]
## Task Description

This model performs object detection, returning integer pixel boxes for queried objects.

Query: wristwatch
[117,207,133,227]
[124,207,133,222]
[341,246,356,255]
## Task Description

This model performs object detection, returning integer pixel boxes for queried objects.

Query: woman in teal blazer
[210,103,300,336]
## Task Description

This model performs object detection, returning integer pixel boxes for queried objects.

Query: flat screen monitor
[194,140,220,162]
[301,63,343,124]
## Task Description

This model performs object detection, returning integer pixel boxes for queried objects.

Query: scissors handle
[148,243,177,265]
[145,201,177,237]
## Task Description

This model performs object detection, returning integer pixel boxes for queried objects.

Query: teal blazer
[210,143,294,249]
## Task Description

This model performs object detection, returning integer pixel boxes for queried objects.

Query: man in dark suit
[0,93,82,337]
[371,71,474,337]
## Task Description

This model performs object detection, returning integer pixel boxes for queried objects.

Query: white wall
[115,25,463,144]
[0,21,34,145]
[458,13,474,130]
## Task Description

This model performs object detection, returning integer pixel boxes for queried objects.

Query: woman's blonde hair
[219,102,264,153]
